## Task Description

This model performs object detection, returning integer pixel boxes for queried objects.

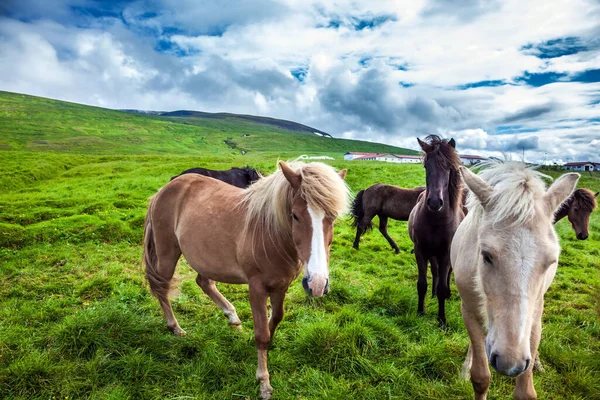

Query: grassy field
[0,93,599,399]
[0,91,418,158]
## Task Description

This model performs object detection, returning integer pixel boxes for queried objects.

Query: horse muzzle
[302,275,329,297]
[576,232,589,240]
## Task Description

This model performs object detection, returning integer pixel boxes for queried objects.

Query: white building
[344,152,422,163]
[563,162,599,171]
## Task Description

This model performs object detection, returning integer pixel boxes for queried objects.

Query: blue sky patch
[515,71,567,87]
[323,14,396,31]
[494,125,541,134]
[570,69,600,83]
[521,36,588,59]
[457,80,506,89]
[351,14,396,30]
[291,67,308,82]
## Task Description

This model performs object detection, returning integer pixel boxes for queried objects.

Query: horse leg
[430,257,439,298]
[436,253,451,328]
[514,303,542,400]
[378,215,400,253]
[153,248,186,336]
[268,290,286,338]
[353,211,376,250]
[196,275,242,328]
[462,304,490,400]
[249,280,274,399]
[353,225,364,249]
[415,248,428,316]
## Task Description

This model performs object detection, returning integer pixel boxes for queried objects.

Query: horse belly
[179,238,248,284]
[175,185,248,284]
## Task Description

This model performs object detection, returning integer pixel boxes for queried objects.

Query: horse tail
[351,189,372,231]
[143,195,175,299]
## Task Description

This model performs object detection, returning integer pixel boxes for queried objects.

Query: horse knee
[255,331,271,350]
[471,375,490,396]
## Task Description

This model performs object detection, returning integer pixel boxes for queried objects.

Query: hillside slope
[0,91,418,156]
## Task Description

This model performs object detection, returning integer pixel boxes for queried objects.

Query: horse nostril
[302,277,312,297]
[524,358,531,372]
[323,279,330,295]
[438,199,444,208]
[490,352,499,371]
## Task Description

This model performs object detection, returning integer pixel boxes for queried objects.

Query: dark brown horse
[351,184,425,253]
[144,161,349,399]
[408,135,464,327]
[171,165,261,188]
[553,188,598,239]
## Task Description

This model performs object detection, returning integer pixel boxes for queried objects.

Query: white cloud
[0,0,599,163]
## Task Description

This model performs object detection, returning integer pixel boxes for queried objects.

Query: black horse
[171,166,261,188]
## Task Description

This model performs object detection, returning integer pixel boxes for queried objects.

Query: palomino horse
[451,162,579,399]
[171,165,261,188]
[408,135,464,327]
[351,184,425,253]
[143,161,349,399]
[553,188,598,240]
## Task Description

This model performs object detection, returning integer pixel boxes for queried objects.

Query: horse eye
[292,213,299,222]
[482,251,493,265]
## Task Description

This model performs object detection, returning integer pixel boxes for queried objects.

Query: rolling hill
[0,91,418,157]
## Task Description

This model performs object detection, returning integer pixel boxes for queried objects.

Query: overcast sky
[1,0,599,162]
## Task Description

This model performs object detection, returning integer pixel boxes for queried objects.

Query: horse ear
[338,169,347,180]
[595,191,599,198]
[459,166,492,206]
[417,137,432,153]
[279,161,301,189]
[448,138,456,148]
[543,173,580,215]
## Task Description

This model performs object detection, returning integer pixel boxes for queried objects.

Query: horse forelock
[572,188,598,212]
[467,161,550,226]
[422,134,461,171]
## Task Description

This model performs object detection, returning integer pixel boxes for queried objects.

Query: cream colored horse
[451,162,579,399]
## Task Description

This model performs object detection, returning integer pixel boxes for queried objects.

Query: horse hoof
[230,323,243,331]
[394,249,400,254]
[533,358,544,372]
[259,382,274,399]
[417,310,425,317]
[170,327,187,336]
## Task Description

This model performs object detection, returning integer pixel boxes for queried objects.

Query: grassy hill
[0,90,598,399]
[0,91,418,157]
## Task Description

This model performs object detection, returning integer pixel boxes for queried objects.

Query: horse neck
[446,168,462,211]
[553,198,571,223]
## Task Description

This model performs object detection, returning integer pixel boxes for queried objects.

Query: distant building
[344,152,422,163]
[563,161,599,172]
[345,152,487,165]
[459,154,487,165]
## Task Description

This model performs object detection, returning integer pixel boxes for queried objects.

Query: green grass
[0,91,418,158]
[0,92,598,399]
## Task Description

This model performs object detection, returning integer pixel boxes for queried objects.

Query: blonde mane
[466,161,551,226]
[238,161,350,261]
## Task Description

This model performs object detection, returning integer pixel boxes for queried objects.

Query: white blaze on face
[307,205,327,278]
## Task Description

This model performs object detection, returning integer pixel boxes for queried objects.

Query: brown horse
[351,184,425,253]
[171,165,261,188]
[553,188,598,239]
[143,161,349,399]
[408,135,464,327]
[451,162,579,399]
